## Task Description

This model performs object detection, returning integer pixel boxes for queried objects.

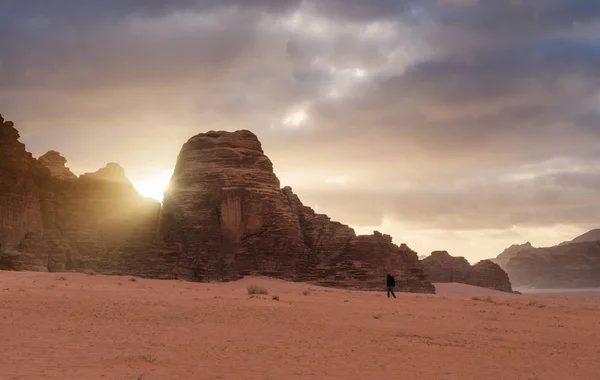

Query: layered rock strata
[421,251,513,292]
[1,114,434,292]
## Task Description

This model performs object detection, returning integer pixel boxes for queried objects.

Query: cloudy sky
[2,0,600,261]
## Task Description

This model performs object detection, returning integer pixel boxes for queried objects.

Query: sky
[1,0,600,262]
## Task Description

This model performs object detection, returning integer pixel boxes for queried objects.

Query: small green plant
[247,284,268,295]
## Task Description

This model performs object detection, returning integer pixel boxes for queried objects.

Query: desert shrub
[526,300,545,308]
[247,284,268,295]
[373,313,383,319]
[302,290,311,296]
[472,296,495,303]
[272,295,280,301]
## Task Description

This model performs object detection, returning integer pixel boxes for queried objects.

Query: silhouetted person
[386,273,396,298]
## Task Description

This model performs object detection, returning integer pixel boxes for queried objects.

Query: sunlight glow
[282,109,308,127]
[133,170,174,202]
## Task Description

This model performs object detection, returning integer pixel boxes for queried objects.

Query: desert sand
[1,272,599,380]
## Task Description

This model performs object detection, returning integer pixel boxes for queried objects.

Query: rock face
[38,151,76,180]
[494,242,534,267]
[161,130,433,292]
[496,240,600,289]
[161,130,307,282]
[464,260,513,292]
[420,251,472,283]
[0,114,49,251]
[0,115,434,293]
[559,229,600,246]
[421,251,513,292]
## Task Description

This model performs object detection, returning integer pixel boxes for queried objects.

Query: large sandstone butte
[0,115,433,293]
[421,251,513,292]
[494,232,600,289]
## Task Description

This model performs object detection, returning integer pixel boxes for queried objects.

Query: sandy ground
[1,272,600,380]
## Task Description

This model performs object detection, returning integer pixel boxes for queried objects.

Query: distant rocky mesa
[494,231,600,289]
[420,251,513,293]
[0,114,434,293]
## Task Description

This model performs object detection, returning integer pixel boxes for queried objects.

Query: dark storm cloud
[1,0,600,237]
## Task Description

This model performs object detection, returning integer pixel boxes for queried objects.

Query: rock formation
[496,239,600,289]
[421,251,513,292]
[559,229,600,246]
[161,130,307,282]
[493,242,534,267]
[464,260,513,292]
[0,114,49,251]
[420,251,472,283]
[38,151,76,180]
[0,115,434,293]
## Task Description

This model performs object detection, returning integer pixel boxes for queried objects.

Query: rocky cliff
[493,242,534,267]
[421,251,513,292]
[420,251,472,283]
[464,260,513,292]
[496,239,600,289]
[0,114,49,251]
[559,229,600,246]
[0,114,433,293]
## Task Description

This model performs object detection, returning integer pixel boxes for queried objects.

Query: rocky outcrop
[421,251,472,283]
[421,251,513,292]
[494,242,534,267]
[498,241,600,289]
[0,114,49,250]
[38,151,76,180]
[161,130,433,292]
[464,260,513,292]
[1,115,434,293]
[0,114,170,275]
[559,229,600,246]
[161,130,307,282]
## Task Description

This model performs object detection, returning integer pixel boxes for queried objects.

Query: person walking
[386,273,396,298]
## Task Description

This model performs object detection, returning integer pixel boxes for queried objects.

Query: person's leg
[391,287,396,298]
[387,287,390,298]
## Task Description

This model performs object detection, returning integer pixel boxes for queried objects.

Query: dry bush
[472,296,495,303]
[526,300,545,308]
[55,276,67,281]
[373,313,383,319]
[247,284,268,295]
[272,295,280,301]
[133,354,156,363]
[302,290,311,296]
[128,277,138,282]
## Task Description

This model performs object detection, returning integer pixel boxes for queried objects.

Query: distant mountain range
[493,229,600,289]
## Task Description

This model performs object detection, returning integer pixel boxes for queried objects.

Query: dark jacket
[386,274,395,287]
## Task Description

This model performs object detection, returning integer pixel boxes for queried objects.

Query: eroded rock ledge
[0,114,433,293]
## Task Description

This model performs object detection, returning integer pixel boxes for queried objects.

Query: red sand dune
[1,272,600,380]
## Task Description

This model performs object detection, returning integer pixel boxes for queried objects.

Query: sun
[133,170,174,202]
